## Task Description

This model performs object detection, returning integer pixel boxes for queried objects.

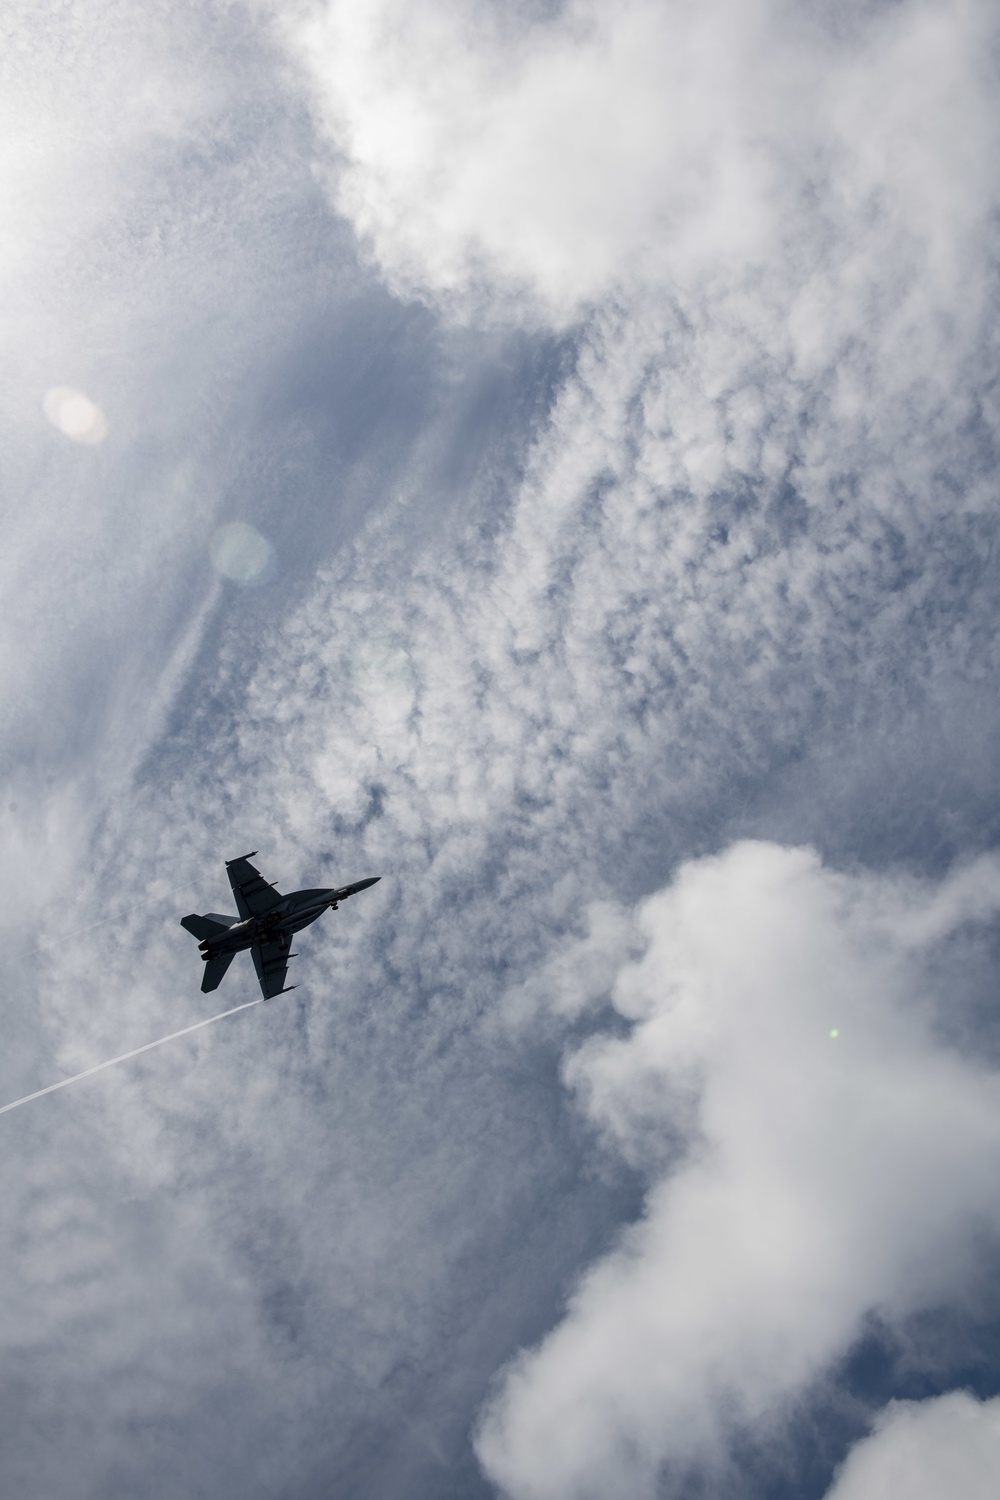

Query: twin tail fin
[181,913,236,942]
[201,952,236,993]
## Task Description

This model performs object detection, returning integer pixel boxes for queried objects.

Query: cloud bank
[478,843,1000,1498]
[285,0,999,323]
[826,1392,1000,1500]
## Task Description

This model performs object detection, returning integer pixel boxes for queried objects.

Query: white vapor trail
[0,998,267,1117]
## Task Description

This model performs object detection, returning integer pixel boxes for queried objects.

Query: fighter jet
[181,853,379,999]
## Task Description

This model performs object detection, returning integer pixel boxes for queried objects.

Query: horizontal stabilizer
[181,913,234,942]
[201,952,236,993]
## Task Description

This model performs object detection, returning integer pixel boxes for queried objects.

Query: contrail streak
[0,997,266,1117]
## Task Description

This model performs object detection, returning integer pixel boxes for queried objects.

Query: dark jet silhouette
[181,854,380,999]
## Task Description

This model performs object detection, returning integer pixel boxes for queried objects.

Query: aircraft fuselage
[199,880,379,958]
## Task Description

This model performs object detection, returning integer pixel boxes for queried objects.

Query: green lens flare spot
[209,521,276,584]
[829,1028,840,1039]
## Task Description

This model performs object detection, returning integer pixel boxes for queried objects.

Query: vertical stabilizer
[181,914,234,942]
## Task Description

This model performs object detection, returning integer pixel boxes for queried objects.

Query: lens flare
[42,386,109,445]
[209,521,276,584]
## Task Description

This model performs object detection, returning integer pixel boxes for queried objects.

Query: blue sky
[3,2,1000,1497]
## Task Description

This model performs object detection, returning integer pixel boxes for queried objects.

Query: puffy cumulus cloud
[824,1392,1000,1500]
[476,843,1000,1499]
[498,901,645,1032]
[280,0,773,314]
[280,0,1000,322]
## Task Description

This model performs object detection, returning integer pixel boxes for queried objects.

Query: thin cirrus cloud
[0,0,432,919]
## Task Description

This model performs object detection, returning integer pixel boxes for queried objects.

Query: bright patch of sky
[2,2,999,1498]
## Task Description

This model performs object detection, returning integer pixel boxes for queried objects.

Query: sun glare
[42,386,109,445]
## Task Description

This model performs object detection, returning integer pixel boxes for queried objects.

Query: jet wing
[251,937,292,1000]
[227,854,283,920]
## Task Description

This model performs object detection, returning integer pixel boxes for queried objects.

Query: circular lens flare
[43,387,109,445]
[209,522,276,584]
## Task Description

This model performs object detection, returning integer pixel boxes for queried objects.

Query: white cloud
[0,0,356,921]
[476,843,1000,1499]
[282,0,1000,324]
[3,0,1000,1494]
[824,1392,1000,1500]
[282,0,773,316]
[498,900,645,1031]
[41,81,996,1471]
